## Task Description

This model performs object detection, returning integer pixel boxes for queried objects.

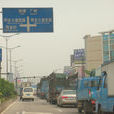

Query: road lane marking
[22,112,53,114]
[57,109,63,112]
[1,101,17,114]
[22,111,26,114]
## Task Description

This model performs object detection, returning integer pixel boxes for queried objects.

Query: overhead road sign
[2,8,53,33]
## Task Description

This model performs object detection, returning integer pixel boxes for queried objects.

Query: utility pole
[6,37,8,80]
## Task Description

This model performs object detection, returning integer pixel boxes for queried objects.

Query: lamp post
[12,59,23,79]
[0,33,19,80]
[0,45,21,73]
[9,45,21,73]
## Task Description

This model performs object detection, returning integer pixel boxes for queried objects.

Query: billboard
[73,49,85,64]
[3,8,53,33]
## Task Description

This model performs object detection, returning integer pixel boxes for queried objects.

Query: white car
[22,87,35,101]
[57,90,77,107]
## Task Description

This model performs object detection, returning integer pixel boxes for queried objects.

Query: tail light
[89,90,91,95]
[91,100,96,104]
[61,96,68,99]
[89,89,92,97]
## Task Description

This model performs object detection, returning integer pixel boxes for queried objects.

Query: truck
[48,72,68,104]
[39,76,49,99]
[91,61,114,114]
[76,61,114,114]
[76,75,101,114]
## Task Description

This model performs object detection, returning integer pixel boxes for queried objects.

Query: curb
[0,97,17,113]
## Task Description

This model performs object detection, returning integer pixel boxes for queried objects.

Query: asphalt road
[1,97,83,114]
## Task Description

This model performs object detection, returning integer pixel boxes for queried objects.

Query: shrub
[0,78,16,100]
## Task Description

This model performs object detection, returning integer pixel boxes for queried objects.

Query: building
[84,35,103,71]
[70,49,85,78]
[101,30,114,63]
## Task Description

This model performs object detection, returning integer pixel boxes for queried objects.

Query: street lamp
[12,59,23,79]
[9,45,21,73]
[0,45,21,73]
[0,33,20,80]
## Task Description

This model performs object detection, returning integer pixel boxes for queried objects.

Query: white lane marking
[1,101,17,114]
[22,112,52,114]
[57,109,63,112]
[22,111,25,114]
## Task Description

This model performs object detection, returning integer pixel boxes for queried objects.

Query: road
[1,97,83,114]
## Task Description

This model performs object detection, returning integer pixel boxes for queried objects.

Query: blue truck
[91,62,114,114]
[76,61,114,114]
[76,76,101,113]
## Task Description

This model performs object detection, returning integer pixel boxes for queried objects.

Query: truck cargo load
[39,77,49,99]
[48,72,68,104]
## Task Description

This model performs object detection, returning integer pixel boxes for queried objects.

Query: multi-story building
[101,30,114,63]
[84,35,103,71]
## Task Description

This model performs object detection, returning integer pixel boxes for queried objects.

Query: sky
[0,0,114,78]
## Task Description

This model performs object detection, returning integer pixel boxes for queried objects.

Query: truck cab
[95,71,114,113]
[90,62,114,114]
[76,76,101,113]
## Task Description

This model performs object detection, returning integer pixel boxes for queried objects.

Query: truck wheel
[84,111,92,114]
[98,107,104,114]
[78,108,82,113]
[57,101,60,107]
[50,100,53,104]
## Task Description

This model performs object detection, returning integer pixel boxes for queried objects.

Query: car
[21,87,35,101]
[57,90,77,107]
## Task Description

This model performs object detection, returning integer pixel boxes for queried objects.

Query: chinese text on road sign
[3,8,53,33]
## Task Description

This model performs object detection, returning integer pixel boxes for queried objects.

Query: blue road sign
[3,8,53,33]
[0,48,2,61]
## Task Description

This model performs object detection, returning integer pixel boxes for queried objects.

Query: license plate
[26,94,30,96]
[67,97,75,100]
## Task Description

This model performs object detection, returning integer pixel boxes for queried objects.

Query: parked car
[57,90,77,107]
[21,87,35,101]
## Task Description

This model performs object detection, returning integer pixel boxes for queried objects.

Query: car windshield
[24,88,33,92]
[63,90,76,95]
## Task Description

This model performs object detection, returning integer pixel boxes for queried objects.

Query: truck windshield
[83,80,99,88]
[90,80,99,87]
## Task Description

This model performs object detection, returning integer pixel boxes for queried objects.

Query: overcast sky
[0,0,114,78]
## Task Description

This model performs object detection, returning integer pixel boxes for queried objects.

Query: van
[22,87,34,101]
